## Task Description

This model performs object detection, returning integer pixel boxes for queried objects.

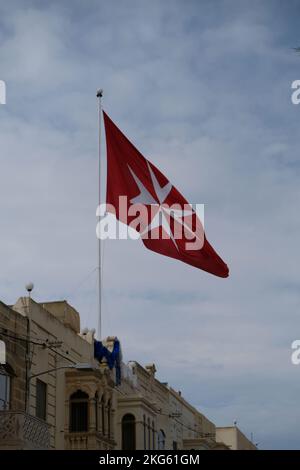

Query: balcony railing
[65,431,115,450]
[0,411,50,449]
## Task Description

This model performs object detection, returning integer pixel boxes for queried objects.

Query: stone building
[0,296,256,451]
[115,361,220,450]
[0,300,50,449]
[216,426,257,450]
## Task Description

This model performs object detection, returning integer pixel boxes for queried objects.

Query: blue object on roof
[94,339,121,385]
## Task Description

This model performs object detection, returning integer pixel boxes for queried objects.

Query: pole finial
[96,89,103,98]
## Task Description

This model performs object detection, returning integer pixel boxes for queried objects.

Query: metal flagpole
[96,88,103,340]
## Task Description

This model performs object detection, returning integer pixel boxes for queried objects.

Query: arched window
[158,429,166,450]
[0,364,12,410]
[122,413,136,450]
[69,390,89,432]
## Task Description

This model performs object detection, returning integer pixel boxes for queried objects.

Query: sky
[0,0,300,449]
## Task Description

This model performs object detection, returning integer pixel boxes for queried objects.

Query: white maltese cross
[128,162,195,250]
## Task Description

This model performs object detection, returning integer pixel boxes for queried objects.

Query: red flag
[103,111,229,278]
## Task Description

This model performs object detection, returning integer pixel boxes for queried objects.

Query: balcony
[65,431,115,450]
[0,411,50,449]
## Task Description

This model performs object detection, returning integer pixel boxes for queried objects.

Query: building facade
[115,361,220,450]
[0,296,256,451]
[216,427,257,450]
[0,300,50,449]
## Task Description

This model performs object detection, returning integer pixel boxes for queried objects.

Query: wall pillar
[89,398,96,432]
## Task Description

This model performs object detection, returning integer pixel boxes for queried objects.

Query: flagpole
[96,88,103,340]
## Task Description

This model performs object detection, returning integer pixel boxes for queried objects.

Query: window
[70,390,89,432]
[158,429,166,450]
[36,379,47,421]
[0,366,11,410]
[173,441,178,450]
[122,413,136,450]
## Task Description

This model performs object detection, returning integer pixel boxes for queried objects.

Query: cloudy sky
[1,0,300,449]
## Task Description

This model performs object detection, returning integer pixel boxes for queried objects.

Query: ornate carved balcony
[0,411,50,449]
